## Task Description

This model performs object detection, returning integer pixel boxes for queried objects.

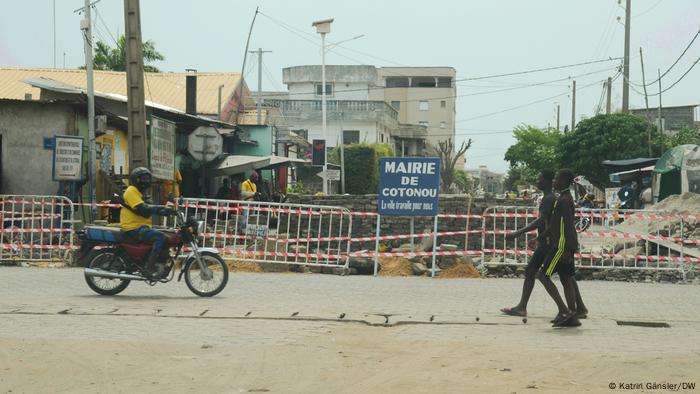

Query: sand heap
[594,192,700,262]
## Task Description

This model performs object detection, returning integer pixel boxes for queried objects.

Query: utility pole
[248,48,272,125]
[53,0,57,68]
[639,47,652,156]
[124,0,148,170]
[339,112,345,194]
[570,80,576,131]
[606,77,612,114]
[556,104,560,131]
[658,68,664,151]
[81,0,97,221]
[622,0,631,113]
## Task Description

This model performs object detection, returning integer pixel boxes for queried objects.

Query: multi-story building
[263,64,458,158]
[373,67,456,149]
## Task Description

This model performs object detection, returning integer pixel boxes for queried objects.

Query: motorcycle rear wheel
[84,248,131,296]
[184,252,228,297]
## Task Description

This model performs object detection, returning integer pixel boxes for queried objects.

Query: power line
[453,58,623,83]
[455,76,615,124]
[648,54,700,96]
[632,28,700,87]
[260,10,623,85]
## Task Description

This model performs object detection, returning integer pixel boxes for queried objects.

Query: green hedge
[330,143,395,194]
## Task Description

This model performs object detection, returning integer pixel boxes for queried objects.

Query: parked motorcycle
[574,193,594,233]
[79,208,229,297]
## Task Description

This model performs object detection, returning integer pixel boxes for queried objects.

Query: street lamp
[312,18,334,194]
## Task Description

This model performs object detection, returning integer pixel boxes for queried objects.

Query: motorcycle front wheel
[84,248,131,296]
[184,252,229,297]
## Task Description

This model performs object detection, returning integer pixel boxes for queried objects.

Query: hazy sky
[2,0,699,172]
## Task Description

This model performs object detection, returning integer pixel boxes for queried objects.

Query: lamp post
[312,18,334,194]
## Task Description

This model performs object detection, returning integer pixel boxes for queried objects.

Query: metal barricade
[481,205,539,265]
[0,195,76,263]
[181,198,352,267]
[481,205,700,273]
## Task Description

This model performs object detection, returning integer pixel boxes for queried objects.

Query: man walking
[539,169,587,327]
[500,169,556,317]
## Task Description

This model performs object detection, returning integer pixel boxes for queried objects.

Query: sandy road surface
[1,267,699,393]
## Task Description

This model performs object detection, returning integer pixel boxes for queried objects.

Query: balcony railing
[263,99,398,120]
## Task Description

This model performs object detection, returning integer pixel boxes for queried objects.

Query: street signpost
[317,169,340,181]
[188,126,223,197]
[375,157,441,276]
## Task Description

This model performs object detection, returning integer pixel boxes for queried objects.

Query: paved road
[2,267,700,349]
[1,267,699,393]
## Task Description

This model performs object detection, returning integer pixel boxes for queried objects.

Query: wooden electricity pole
[124,0,148,170]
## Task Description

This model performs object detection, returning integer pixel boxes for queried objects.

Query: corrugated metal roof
[0,68,241,115]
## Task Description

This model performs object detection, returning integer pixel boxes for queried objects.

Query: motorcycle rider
[120,167,175,279]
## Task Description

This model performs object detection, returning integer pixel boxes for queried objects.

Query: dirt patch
[438,262,481,279]
[226,261,263,273]
[378,257,413,277]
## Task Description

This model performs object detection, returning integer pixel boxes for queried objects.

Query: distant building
[466,165,504,195]
[630,104,699,134]
[263,64,459,158]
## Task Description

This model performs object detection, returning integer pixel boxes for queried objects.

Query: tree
[503,125,561,185]
[426,138,472,193]
[666,127,700,148]
[557,113,661,187]
[92,35,164,72]
[453,169,473,193]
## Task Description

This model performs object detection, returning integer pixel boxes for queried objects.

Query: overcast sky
[2,0,699,172]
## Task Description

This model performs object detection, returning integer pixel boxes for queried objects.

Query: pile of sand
[438,262,481,279]
[226,261,263,272]
[378,257,413,276]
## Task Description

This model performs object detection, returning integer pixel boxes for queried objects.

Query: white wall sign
[53,135,84,181]
[150,116,176,180]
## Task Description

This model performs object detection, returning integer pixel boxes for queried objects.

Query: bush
[329,143,395,194]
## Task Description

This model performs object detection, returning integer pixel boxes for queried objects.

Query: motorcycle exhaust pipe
[84,268,146,281]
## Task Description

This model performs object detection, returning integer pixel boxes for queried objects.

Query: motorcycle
[574,193,594,233]
[79,207,229,297]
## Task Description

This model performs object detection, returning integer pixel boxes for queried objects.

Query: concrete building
[466,165,504,195]
[374,67,456,148]
[630,104,699,134]
[264,65,443,157]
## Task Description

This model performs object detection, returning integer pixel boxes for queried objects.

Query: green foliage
[452,169,472,193]
[504,125,561,185]
[557,113,660,187]
[666,127,700,149]
[329,143,395,194]
[286,181,312,195]
[93,35,165,72]
[503,165,537,191]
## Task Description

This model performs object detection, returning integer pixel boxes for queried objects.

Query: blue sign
[378,157,441,216]
[43,137,55,150]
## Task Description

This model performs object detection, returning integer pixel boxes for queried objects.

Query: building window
[440,121,446,129]
[441,100,446,108]
[385,77,409,88]
[391,101,401,111]
[419,100,429,111]
[419,121,429,127]
[315,83,333,96]
[381,134,384,143]
[343,130,360,144]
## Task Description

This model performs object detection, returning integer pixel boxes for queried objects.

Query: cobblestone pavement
[1,267,700,350]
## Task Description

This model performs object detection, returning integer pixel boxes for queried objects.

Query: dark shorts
[526,243,551,272]
[541,247,575,277]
